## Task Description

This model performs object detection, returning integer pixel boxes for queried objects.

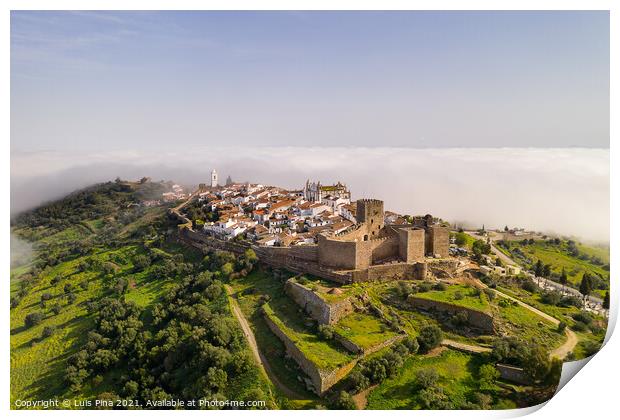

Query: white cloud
[11,147,609,243]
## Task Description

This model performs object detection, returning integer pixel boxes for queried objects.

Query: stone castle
[317,199,449,271]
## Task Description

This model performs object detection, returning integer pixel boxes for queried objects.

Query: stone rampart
[284,279,354,325]
[350,262,427,282]
[263,310,357,395]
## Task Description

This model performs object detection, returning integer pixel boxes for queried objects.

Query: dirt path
[224,285,308,400]
[492,289,578,359]
[550,328,578,360]
[352,385,377,410]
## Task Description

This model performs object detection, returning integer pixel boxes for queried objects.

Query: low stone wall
[406,296,495,333]
[496,363,531,385]
[263,311,357,395]
[180,228,250,255]
[284,279,354,325]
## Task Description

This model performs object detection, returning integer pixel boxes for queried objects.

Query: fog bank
[11,147,609,243]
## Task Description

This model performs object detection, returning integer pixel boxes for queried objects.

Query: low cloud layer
[11,147,609,243]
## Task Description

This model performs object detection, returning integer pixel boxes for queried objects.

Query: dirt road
[224,285,308,400]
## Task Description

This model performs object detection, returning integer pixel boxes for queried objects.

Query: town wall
[284,279,354,325]
[406,295,495,333]
[317,235,359,270]
[350,262,427,282]
[263,311,357,395]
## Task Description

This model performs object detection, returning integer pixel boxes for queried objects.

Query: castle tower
[356,199,384,239]
[211,169,218,188]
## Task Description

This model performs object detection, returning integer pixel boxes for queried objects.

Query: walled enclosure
[407,295,496,334]
[263,310,357,395]
[284,279,354,325]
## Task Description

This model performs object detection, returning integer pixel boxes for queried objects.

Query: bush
[572,311,593,325]
[452,310,469,326]
[541,290,562,306]
[478,364,500,389]
[453,291,464,300]
[24,312,44,328]
[521,279,539,293]
[334,391,356,410]
[557,321,567,333]
[433,282,447,291]
[348,370,370,393]
[559,295,583,308]
[572,321,588,332]
[415,368,439,389]
[417,325,443,353]
[41,325,55,338]
[396,281,414,297]
[318,325,334,340]
[402,336,419,354]
[483,288,496,301]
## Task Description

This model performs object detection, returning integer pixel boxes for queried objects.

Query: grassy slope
[366,349,515,410]
[229,270,318,405]
[332,312,399,350]
[415,284,491,313]
[497,241,609,291]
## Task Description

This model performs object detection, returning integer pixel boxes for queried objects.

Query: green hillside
[10,180,274,409]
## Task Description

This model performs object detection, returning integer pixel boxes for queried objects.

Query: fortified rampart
[263,310,357,395]
[284,279,354,325]
[406,295,495,333]
[350,262,427,282]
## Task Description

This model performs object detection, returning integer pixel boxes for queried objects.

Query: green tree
[579,273,593,304]
[417,325,443,353]
[603,290,610,310]
[478,364,500,390]
[559,269,568,292]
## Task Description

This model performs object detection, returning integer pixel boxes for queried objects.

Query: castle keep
[317,199,449,272]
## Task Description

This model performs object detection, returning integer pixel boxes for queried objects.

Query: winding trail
[224,285,308,400]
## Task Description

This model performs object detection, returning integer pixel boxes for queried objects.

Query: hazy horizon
[11,146,610,244]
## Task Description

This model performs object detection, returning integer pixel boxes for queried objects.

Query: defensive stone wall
[263,310,357,395]
[317,235,359,270]
[284,279,354,325]
[407,295,495,333]
[350,262,427,282]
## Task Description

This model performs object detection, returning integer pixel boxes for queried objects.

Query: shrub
[521,279,539,293]
[478,364,500,389]
[452,310,469,326]
[433,282,447,291]
[483,288,496,301]
[318,325,334,341]
[415,368,439,389]
[41,325,55,338]
[559,295,583,308]
[541,290,561,306]
[557,321,567,333]
[417,325,443,353]
[348,370,370,393]
[572,311,593,325]
[453,291,464,300]
[24,312,44,328]
[402,336,419,354]
[572,321,588,332]
[334,391,356,410]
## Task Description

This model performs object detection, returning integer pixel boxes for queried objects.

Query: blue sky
[11,11,609,151]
